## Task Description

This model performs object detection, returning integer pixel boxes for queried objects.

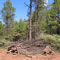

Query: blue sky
[0,0,54,22]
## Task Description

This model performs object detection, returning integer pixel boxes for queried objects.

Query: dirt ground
[0,49,60,60]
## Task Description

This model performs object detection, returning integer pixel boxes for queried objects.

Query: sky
[0,0,54,22]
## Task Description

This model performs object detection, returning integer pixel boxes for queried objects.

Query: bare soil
[0,49,60,60]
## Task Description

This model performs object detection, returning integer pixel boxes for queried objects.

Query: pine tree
[1,0,15,36]
[12,19,28,39]
[53,0,60,34]
[32,0,45,38]
[47,0,60,34]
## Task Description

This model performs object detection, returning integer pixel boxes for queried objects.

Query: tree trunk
[6,17,9,36]
[36,5,40,37]
[29,0,32,40]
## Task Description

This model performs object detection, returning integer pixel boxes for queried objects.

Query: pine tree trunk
[6,17,9,36]
[29,0,32,40]
[36,5,40,37]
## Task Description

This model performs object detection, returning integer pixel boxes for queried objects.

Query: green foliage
[0,39,9,45]
[38,0,60,34]
[0,21,4,36]
[1,0,15,23]
[40,19,48,33]
[18,19,28,36]
[48,0,60,34]
[11,19,28,39]
[0,39,9,49]
[40,33,60,50]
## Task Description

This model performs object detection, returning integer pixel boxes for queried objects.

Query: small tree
[12,19,28,38]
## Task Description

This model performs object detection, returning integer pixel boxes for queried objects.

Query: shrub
[40,33,60,50]
[0,39,9,48]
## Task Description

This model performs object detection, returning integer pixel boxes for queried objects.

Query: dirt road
[0,49,60,60]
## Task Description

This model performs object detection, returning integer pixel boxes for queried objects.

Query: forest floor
[0,49,60,60]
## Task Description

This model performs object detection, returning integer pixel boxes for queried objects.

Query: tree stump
[42,45,54,55]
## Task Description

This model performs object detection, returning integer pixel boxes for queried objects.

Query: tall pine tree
[1,0,15,36]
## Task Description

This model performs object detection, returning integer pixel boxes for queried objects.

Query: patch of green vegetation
[40,33,60,51]
[0,39,10,49]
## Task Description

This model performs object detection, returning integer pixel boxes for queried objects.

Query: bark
[29,0,32,40]
[35,5,40,37]
[6,17,9,36]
